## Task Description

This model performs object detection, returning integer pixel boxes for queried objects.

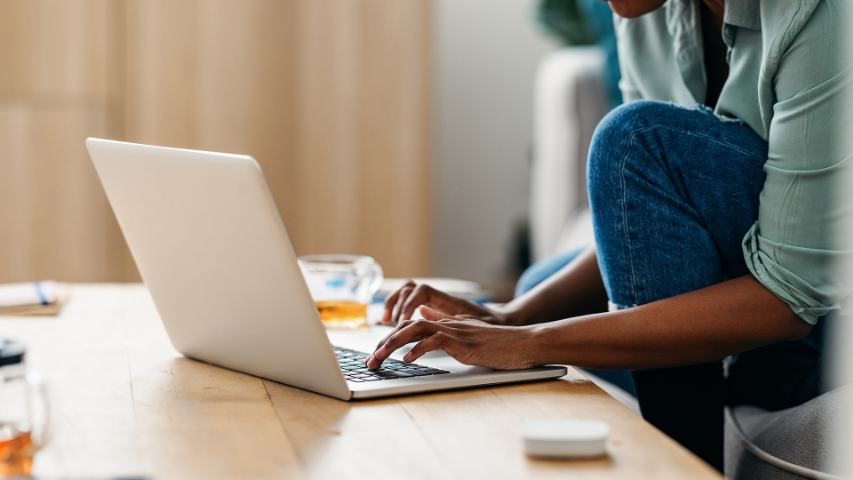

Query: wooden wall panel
[0,0,431,282]
[123,0,431,277]
[0,0,121,100]
[352,1,431,273]
[0,0,128,282]
[289,0,362,253]
[290,0,432,275]
[0,108,126,281]
[122,0,300,228]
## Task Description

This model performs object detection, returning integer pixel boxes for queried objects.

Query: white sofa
[530,47,607,262]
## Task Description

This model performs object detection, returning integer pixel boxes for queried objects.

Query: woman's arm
[530,275,811,369]
[366,275,812,371]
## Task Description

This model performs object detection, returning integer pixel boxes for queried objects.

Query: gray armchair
[725,386,851,479]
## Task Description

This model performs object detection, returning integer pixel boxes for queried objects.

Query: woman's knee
[587,101,668,214]
[588,101,679,177]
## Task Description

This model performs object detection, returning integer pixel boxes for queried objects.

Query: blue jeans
[589,101,768,308]
[521,101,825,471]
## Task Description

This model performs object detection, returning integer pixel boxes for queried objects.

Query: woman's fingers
[399,284,438,321]
[382,280,493,327]
[419,305,447,321]
[366,320,446,369]
[389,282,416,325]
[374,319,412,352]
[381,288,401,325]
[397,284,459,324]
[372,310,453,356]
[382,280,413,325]
[375,319,438,356]
[375,308,454,353]
[403,332,456,363]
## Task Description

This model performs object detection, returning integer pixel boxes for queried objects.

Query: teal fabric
[614,0,852,324]
[537,0,597,45]
[578,0,622,105]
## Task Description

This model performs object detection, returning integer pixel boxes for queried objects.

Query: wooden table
[1,284,721,479]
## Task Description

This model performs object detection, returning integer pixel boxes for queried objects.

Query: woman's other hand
[381,280,513,326]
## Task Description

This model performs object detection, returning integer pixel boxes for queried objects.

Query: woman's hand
[381,280,513,326]
[367,306,540,370]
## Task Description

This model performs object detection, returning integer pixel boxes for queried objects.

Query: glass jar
[0,340,49,478]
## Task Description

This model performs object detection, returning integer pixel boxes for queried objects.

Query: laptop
[86,138,567,400]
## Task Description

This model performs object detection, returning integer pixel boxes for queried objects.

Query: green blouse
[614,0,851,324]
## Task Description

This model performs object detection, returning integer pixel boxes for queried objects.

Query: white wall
[432,0,554,288]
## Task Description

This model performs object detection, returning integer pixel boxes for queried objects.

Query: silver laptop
[86,138,567,400]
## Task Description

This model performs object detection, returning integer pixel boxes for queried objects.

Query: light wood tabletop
[1,284,721,479]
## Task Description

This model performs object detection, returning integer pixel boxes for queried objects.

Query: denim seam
[622,119,765,162]
[673,128,766,161]
[620,128,646,306]
[620,124,670,306]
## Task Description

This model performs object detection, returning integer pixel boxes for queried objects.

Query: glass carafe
[0,340,49,478]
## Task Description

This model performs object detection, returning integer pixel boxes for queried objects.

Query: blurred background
[1,0,432,284]
[0,0,614,299]
[1,0,590,298]
[3,1,851,473]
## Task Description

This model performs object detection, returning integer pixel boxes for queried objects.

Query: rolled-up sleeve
[742,17,852,324]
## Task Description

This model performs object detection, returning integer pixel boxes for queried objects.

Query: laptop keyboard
[334,347,449,382]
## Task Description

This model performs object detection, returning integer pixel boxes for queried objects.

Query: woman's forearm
[501,248,609,325]
[529,275,812,369]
